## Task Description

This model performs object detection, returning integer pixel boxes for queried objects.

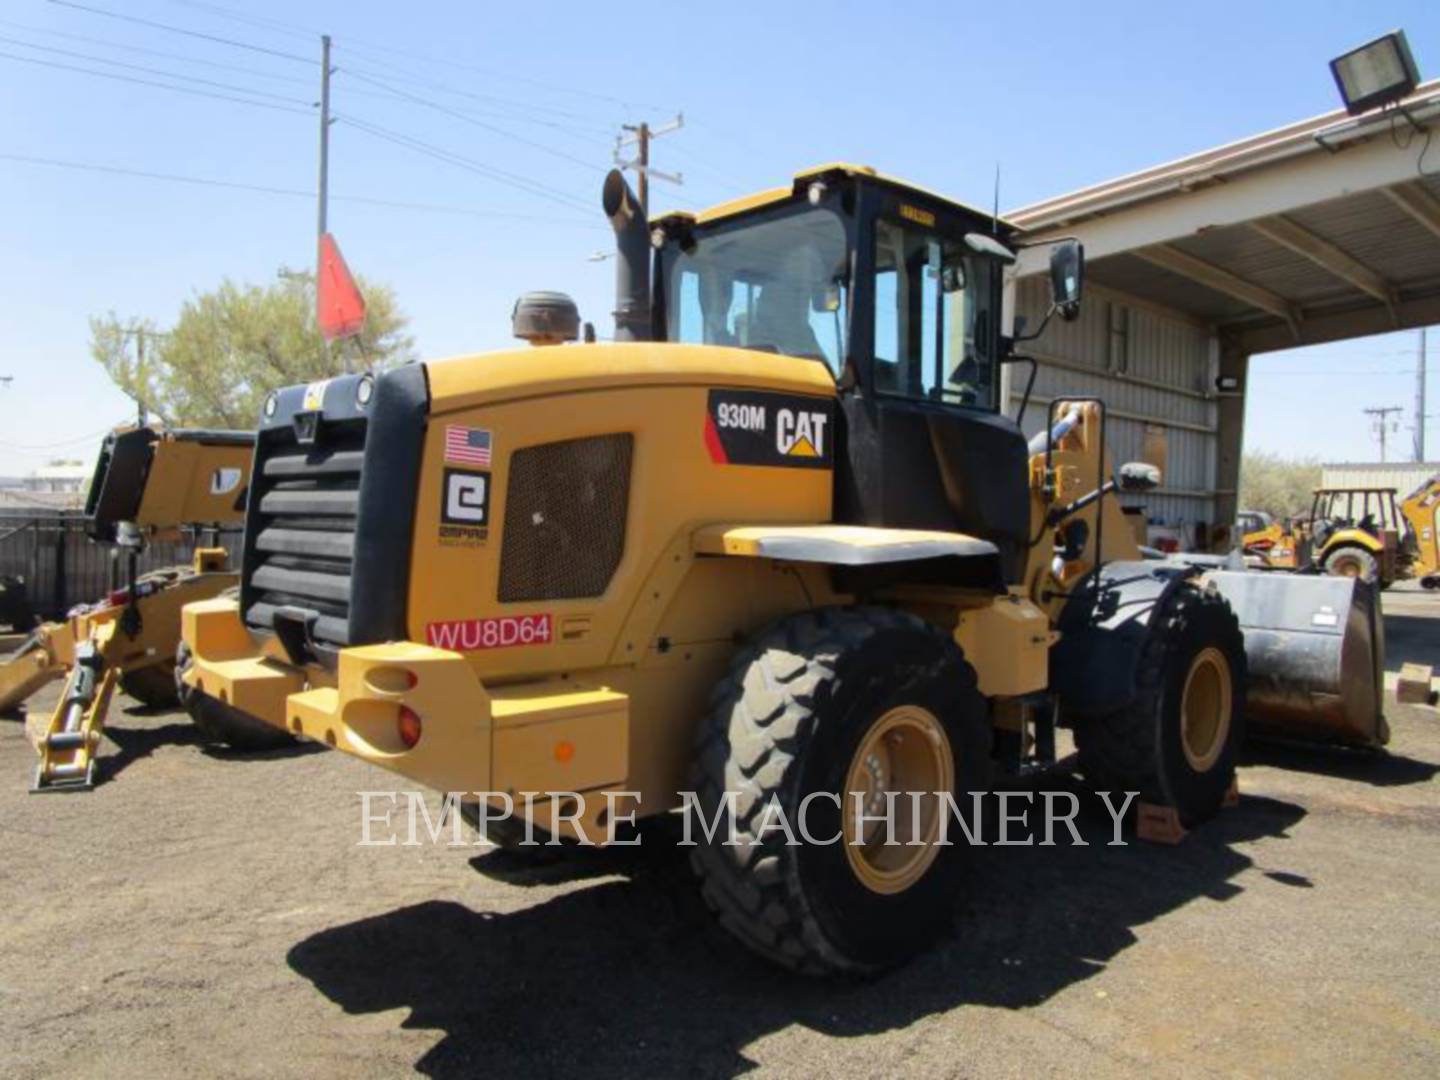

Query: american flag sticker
[445,425,493,466]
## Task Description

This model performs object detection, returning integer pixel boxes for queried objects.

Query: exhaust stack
[603,169,651,342]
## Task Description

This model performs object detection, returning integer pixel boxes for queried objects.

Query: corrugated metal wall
[1011,278,1219,544]
[1321,463,1440,499]
[1320,463,1440,528]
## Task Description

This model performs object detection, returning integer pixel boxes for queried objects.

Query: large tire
[1072,584,1245,827]
[1323,544,1379,586]
[175,641,296,752]
[689,607,991,976]
[119,664,180,709]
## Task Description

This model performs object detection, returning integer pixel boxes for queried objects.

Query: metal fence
[0,510,234,622]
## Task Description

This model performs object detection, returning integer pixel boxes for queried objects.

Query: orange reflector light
[398,705,422,749]
[554,740,575,763]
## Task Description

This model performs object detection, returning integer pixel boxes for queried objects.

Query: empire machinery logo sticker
[438,467,490,546]
[704,389,834,469]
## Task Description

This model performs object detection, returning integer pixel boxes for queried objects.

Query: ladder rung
[46,731,89,750]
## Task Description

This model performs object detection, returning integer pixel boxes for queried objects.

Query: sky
[0,0,1437,476]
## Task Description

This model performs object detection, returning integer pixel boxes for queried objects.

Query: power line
[164,0,315,41]
[0,49,315,114]
[340,67,608,174]
[337,113,594,212]
[153,0,665,112]
[47,0,313,64]
[335,56,618,130]
[337,61,618,139]
[0,151,601,226]
[0,422,126,451]
[0,17,393,96]
[0,33,315,105]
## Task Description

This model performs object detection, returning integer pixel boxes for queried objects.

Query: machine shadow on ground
[287,786,1305,1078]
[1380,613,1440,670]
[1242,738,1440,787]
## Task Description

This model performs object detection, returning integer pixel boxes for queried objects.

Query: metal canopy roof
[1009,81,1440,355]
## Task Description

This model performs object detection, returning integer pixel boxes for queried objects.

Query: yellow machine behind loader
[1398,473,1440,590]
[182,165,1385,973]
[1244,479,1440,589]
[0,426,263,791]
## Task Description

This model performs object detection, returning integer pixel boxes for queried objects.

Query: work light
[1330,31,1420,116]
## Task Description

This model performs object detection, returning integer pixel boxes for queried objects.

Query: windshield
[663,207,849,374]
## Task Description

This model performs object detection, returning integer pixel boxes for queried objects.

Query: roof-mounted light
[1330,30,1420,116]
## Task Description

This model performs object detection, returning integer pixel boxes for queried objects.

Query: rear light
[398,705,422,749]
[107,589,130,607]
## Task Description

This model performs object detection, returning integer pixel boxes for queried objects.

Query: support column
[1212,337,1249,553]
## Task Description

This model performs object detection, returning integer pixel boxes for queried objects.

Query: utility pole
[317,34,332,242]
[134,328,146,426]
[1416,328,1428,462]
[315,34,344,372]
[615,113,684,217]
[119,325,167,427]
[1364,405,1404,462]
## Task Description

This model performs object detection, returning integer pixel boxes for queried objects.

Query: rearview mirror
[1118,461,1161,492]
[1049,240,1084,321]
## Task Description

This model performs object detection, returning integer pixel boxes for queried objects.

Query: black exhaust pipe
[602,169,651,342]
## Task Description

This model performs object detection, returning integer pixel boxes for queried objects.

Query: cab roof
[656,163,1012,231]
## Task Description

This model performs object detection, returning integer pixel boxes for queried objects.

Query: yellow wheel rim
[1180,647,1232,772]
[842,705,955,896]
[1334,557,1362,577]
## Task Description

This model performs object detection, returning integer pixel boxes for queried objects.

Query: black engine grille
[498,433,633,602]
[243,422,366,646]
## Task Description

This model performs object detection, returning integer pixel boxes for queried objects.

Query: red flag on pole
[317,232,367,341]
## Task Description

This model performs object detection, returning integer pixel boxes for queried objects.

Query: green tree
[1239,451,1322,522]
[89,270,416,429]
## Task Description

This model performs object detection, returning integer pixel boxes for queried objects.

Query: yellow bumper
[181,599,629,798]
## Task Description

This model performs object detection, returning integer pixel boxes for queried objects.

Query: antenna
[992,162,1001,233]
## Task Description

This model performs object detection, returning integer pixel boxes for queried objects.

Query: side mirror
[1119,461,1161,492]
[1049,239,1085,321]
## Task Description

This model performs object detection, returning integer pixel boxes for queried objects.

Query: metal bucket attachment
[1202,570,1386,748]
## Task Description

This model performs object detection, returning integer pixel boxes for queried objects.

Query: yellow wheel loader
[1239,510,1299,570]
[0,425,284,791]
[182,165,1384,973]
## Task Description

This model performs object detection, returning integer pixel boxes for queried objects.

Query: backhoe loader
[182,164,1384,973]
[0,425,274,790]
[1398,473,1440,589]
[1243,479,1440,589]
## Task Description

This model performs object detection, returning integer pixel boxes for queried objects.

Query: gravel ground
[1,588,1438,1079]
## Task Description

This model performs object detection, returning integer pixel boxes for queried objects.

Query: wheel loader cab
[652,166,1030,581]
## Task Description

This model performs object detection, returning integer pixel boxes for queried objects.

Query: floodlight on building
[1330,31,1420,116]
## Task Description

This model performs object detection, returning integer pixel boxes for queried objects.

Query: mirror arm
[1012,304,1057,344]
[1011,232,1083,251]
[999,352,1038,427]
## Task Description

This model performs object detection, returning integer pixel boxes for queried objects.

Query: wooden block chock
[1136,778,1240,845]
[1396,663,1437,706]
[1136,802,1186,845]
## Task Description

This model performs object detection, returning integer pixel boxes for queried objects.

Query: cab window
[872,218,997,409]
[664,207,849,375]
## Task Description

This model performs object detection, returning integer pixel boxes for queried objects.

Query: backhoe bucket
[1204,571,1386,747]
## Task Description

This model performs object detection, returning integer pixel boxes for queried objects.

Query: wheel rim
[1333,556,1362,578]
[1180,646,1232,772]
[842,705,955,896]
